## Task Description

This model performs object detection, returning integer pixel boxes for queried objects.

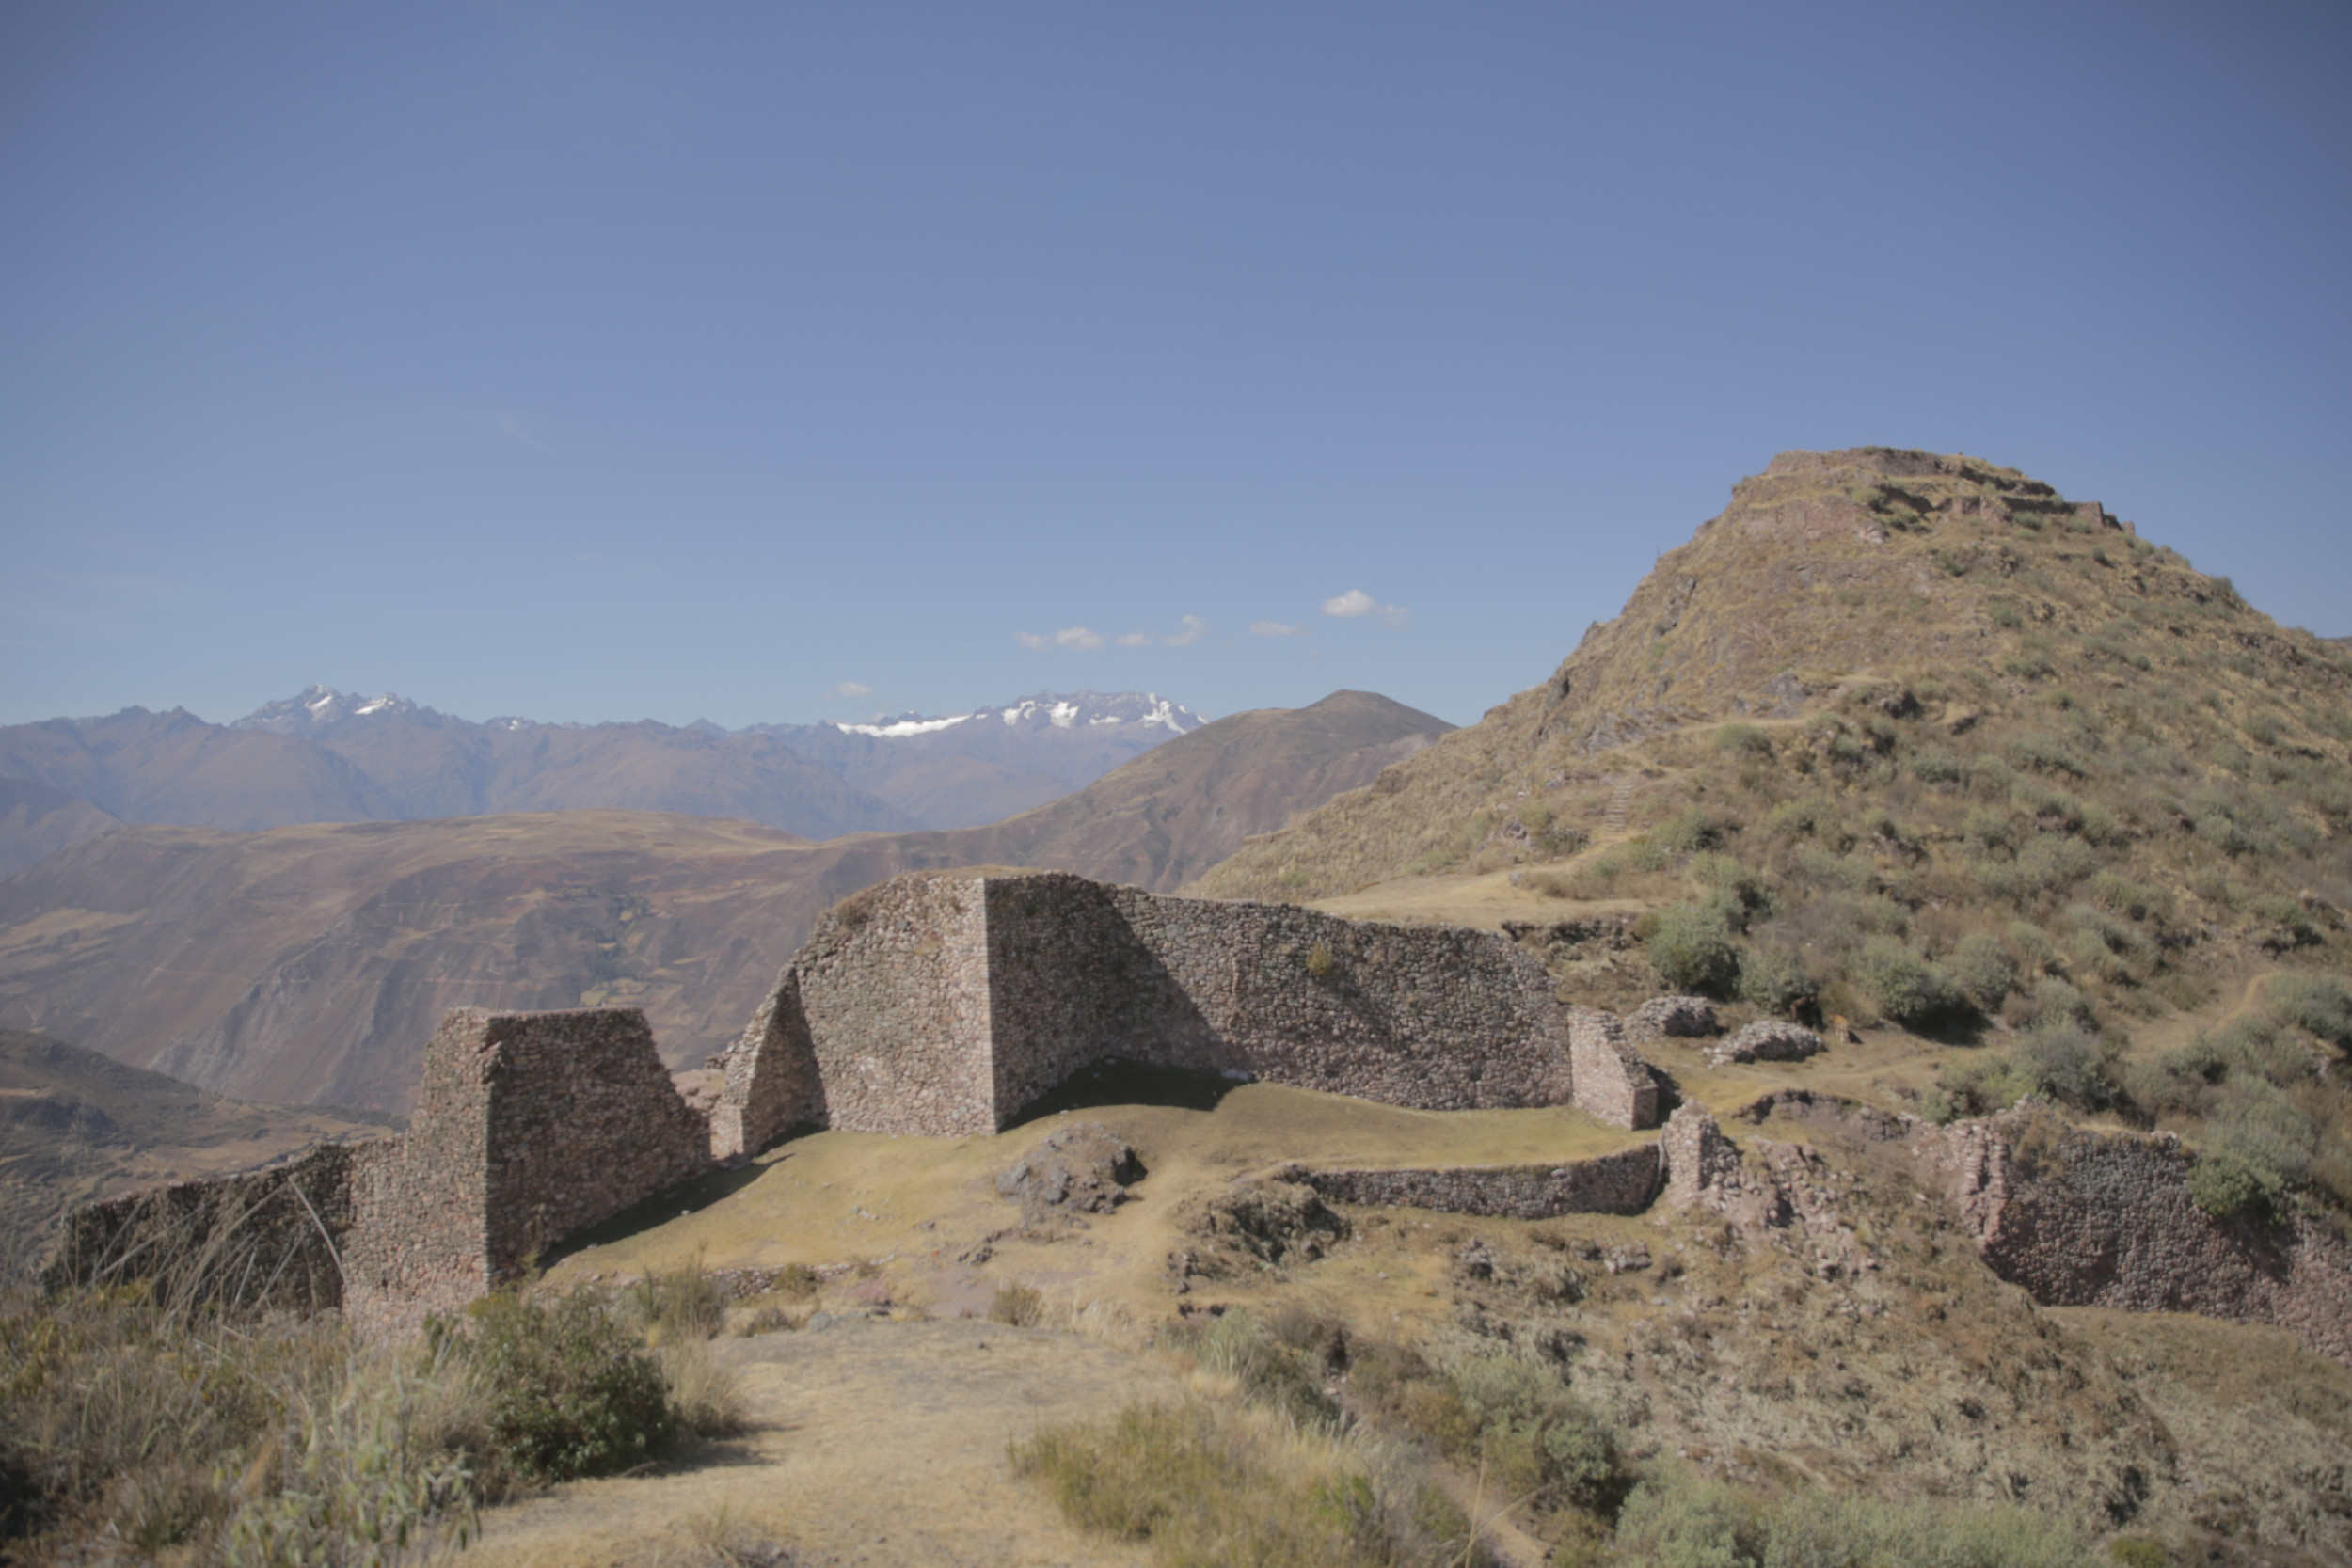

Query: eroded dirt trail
[469,1317,1183,1568]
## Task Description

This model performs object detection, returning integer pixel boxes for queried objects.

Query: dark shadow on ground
[543,1160,771,1263]
[1003,1057,1237,1129]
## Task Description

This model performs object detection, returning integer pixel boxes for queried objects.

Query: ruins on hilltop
[44,869,1660,1329]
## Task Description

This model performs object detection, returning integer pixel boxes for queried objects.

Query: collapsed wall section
[1931,1116,2352,1367]
[1282,1147,1661,1218]
[40,1140,371,1314]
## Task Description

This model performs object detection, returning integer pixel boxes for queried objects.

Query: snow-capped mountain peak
[828,691,1204,741]
[235,684,423,734]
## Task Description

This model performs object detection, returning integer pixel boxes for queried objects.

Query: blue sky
[4,1,2345,732]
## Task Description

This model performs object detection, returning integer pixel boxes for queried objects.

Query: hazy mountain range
[0,686,1208,876]
[0,691,1449,1110]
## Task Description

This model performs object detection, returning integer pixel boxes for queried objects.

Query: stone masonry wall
[1569,1008,1661,1130]
[716,870,1604,1145]
[1930,1115,2352,1367]
[40,1140,369,1314]
[1284,1147,1662,1218]
[345,1007,714,1333]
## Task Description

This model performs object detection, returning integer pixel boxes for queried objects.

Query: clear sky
[4,1,2346,732]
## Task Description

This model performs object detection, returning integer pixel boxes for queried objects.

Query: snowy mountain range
[0,687,1215,863]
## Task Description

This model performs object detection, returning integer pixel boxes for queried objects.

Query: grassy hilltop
[1196,447,2352,1219]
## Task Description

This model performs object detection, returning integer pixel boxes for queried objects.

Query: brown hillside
[1191,451,2350,1218]
[0,691,1448,1111]
[0,779,119,880]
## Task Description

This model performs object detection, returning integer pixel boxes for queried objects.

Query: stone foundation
[1281,1147,1662,1218]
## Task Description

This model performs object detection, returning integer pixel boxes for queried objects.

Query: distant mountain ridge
[0,687,1211,866]
[0,690,1449,1111]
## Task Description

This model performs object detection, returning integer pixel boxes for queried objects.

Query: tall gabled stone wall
[52,1006,721,1337]
[712,870,1626,1151]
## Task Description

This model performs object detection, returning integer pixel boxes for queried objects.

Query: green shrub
[1851,937,1957,1025]
[621,1257,730,1346]
[2006,731,2090,778]
[2200,1077,2319,1209]
[1737,943,1815,1015]
[1952,931,2017,1009]
[1718,723,1772,756]
[437,1286,675,1482]
[1656,807,1724,854]
[2090,872,2164,924]
[1647,903,1740,996]
[1962,807,2017,856]
[2010,1022,2112,1110]
[1908,742,1966,784]
[1446,1354,1628,1516]
[1692,854,1772,923]
[1168,1310,1337,1427]
[2266,973,2352,1051]
[1621,837,1675,873]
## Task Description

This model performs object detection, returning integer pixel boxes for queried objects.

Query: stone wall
[1930,1113,2352,1367]
[1283,1147,1661,1218]
[1568,1008,1661,1131]
[51,1006,721,1336]
[40,1140,369,1314]
[713,870,1622,1150]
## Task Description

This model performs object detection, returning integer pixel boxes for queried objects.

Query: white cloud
[1018,626,1106,651]
[1167,613,1207,646]
[1322,588,1408,626]
[831,681,872,698]
[1251,620,1307,638]
[1115,631,1152,646]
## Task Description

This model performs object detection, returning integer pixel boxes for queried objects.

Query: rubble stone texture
[1623,994,1718,1044]
[1708,1019,1825,1066]
[1281,1146,1662,1218]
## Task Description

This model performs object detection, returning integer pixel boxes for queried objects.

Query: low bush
[2009,1022,2113,1110]
[1851,937,1959,1026]
[1736,942,1814,1016]
[1168,1310,1338,1428]
[2267,973,2352,1052]
[1612,1467,2099,1566]
[1012,1399,1479,1568]
[435,1286,675,1483]
[1717,723,1772,756]
[1952,930,2017,1009]
[1646,902,1740,997]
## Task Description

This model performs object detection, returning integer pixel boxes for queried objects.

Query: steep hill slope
[1194,450,2350,1212]
[0,691,1448,1111]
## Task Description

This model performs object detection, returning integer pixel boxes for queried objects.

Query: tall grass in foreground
[0,1259,745,1564]
[1015,1308,2111,1568]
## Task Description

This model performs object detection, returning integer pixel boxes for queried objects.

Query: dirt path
[468,1317,1184,1568]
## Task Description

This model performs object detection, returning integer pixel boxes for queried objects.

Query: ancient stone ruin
[46,870,1657,1329]
[43,866,2351,1369]
[709,870,1656,1151]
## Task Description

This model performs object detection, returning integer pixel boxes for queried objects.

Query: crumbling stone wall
[50,1006,719,1335]
[40,1140,369,1314]
[1930,1113,2352,1367]
[713,870,1621,1151]
[1283,1147,1661,1218]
